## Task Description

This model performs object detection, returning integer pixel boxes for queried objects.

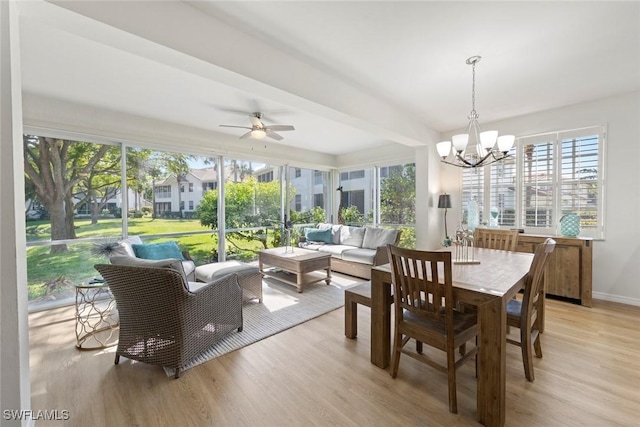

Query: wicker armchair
[94,263,243,378]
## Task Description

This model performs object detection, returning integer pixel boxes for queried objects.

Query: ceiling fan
[220,112,295,141]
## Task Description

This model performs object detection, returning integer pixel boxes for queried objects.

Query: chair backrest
[95,264,190,329]
[387,245,454,334]
[522,238,556,320]
[474,228,520,251]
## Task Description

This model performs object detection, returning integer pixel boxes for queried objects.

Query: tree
[380,164,415,225]
[196,177,288,254]
[23,136,115,252]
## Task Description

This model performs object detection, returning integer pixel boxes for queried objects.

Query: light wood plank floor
[29,298,640,426]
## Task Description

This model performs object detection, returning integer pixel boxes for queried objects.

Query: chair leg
[521,326,535,382]
[114,354,120,365]
[533,330,543,358]
[447,349,458,413]
[416,340,423,354]
[174,367,181,379]
[345,297,357,338]
[390,331,402,378]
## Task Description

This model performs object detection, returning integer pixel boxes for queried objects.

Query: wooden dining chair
[474,228,520,251]
[506,238,556,381]
[386,245,478,414]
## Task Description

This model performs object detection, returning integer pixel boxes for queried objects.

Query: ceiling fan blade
[220,125,252,130]
[266,125,295,132]
[239,131,253,139]
[266,130,284,141]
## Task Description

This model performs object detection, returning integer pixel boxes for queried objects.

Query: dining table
[370,246,535,427]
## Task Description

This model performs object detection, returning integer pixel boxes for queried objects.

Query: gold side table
[75,281,119,350]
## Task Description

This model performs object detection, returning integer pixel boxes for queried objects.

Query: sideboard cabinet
[515,234,593,307]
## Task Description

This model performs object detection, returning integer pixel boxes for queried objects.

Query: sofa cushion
[132,241,185,261]
[340,248,377,265]
[109,255,189,285]
[316,245,357,257]
[113,236,144,257]
[362,227,398,249]
[317,223,342,244]
[304,227,332,244]
[340,226,365,247]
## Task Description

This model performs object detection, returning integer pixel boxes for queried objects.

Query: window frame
[460,125,606,239]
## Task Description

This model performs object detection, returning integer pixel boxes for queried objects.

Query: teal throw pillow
[132,241,185,261]
[305,227,332,244]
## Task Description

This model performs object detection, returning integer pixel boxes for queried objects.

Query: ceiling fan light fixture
[251,129,266,139]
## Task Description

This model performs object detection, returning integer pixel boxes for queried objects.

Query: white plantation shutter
[558,129,601,236]
[460,125,605,239]
[489,147,517,227]
[520,137,555,230]
[461,166,484,225]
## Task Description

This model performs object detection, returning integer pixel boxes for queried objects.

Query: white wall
[438,91,640,305]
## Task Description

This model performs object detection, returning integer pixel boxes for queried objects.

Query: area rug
[164,273,362,377]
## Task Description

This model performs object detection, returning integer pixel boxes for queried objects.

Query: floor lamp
[438,194,452,242]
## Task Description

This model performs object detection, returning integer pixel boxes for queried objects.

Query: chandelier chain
[470,61,477,119]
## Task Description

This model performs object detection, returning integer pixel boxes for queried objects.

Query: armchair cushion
[109,255,189,285]
[132,241,185,261]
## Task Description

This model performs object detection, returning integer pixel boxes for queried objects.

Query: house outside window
[189,201,194,210]
[188,183,194,192]
[155,185,171,198]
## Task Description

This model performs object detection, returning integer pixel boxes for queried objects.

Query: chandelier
[436,56,515,168]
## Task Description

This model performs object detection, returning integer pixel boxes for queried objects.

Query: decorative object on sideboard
[560,213,580,237]
[438,193,452,246]
[436,56,515,168]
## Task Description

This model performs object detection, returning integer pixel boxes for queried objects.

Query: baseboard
[592,292,640,307]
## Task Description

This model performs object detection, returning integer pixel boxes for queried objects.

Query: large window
[461,126,605,238]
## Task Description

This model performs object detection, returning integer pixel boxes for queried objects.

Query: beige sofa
[301,223,401,279]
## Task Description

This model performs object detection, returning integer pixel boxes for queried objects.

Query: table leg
[370,268,392,368]
[325,267,331,285]
[477,298,507,427]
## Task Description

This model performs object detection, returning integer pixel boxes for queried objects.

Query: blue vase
[560,213,580,237]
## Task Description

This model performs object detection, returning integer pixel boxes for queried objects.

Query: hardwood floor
[29,298,640,426]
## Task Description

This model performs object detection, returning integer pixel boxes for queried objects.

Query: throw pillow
[362,227,398,249]
[305,227,332,244]
[132,241,185,261]
[317,223,342,244]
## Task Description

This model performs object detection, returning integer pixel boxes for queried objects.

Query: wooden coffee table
[258,247,331,293]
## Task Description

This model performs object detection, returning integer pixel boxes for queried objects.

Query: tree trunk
[49,201,68,253]
[64,194,77,240]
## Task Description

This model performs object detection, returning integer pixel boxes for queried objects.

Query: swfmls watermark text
[3,410,70,421]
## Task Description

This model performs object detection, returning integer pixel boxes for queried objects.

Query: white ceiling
[17,1,640,157]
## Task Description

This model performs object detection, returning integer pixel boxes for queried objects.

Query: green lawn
[26,217,271,301]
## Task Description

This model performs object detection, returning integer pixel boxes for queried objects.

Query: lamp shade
[438,194,452,209]
[436,141,452,158]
